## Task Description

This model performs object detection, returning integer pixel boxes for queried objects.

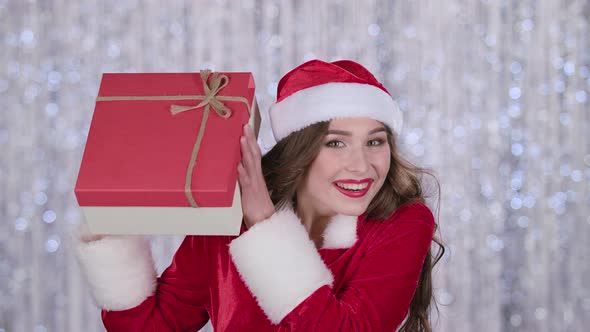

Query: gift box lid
[74,71,258,208]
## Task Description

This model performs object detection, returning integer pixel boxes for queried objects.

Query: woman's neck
[295,201,333,249]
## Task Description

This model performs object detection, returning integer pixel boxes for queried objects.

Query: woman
[74,59,445,331]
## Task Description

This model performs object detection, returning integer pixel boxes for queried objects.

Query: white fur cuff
[72,225,157,311]
[228,208,334,324]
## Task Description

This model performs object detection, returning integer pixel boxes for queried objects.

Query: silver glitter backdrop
[1,0,589,331]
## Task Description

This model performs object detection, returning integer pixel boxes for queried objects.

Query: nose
[345,146,370,173]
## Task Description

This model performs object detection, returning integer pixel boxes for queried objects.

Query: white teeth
[335,182,369,190]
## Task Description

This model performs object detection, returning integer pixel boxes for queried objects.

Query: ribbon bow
[170,70,232,119]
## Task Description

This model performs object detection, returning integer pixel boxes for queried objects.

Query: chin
[334,204,369,216]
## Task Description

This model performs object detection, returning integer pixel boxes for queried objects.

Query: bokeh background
[1,0,589,331]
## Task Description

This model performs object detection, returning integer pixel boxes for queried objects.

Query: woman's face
[297,117,391,217]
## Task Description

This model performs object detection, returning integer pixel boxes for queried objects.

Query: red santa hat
[259,59,402,154]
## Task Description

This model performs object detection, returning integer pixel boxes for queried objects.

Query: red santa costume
[73,59,436,331]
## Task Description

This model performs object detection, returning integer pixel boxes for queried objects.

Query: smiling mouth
[333,180,373,198]
[334,182,369,191]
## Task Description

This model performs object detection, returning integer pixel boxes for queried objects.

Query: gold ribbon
[96,70,251,207]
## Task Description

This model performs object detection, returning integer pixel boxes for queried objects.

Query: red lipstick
[333,178,373,198]
[334,178,373,184]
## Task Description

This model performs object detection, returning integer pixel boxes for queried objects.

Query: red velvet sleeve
[228,202,435,331]
[281,204,435,331]
[101,235,211,331]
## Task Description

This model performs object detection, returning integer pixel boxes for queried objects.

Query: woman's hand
[238,124,276,229]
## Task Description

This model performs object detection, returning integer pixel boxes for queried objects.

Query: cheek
[379,159,391,177]
[308,152,337,179]
[373,150,391,177]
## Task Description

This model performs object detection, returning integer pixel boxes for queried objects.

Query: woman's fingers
[240,125,260,174]
[245,125,262,161]
[244,125,263,175]
[240,134,254,175]
[238,162,254,191]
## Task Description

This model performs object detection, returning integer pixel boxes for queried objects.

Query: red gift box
[74,70,259,235]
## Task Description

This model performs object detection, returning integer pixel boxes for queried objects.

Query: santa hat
[258,59,403,155]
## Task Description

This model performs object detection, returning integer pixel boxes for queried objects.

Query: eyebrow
[326,127,386,136]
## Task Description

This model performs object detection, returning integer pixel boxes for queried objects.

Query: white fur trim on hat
[269,82,402,141]
[228,208,334,324]
[72,225,157,311]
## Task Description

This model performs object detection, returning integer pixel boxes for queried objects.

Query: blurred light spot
[15,217,29,231]
[459,209,472,222]
[34,192,48,205]
[521,19,534,32]
[33,325,47,332]
[24,85,39,102]
[269,35,282,48]
[563,306,573,323]
[511,143,524,156]
[43,210,57,224]
[45,236,61,253]
[511,128,523,141]
[107,43,120,58]
[575,90,587,103]
[517,216,529,228]
[563,61,575,76]
[554,80,565,93]
[439,290,454,305]
[481,183,493,198]
[45,103,59,117]
[559,164,571,177]
[404,26,416,39]
[411,145,424,156]
[570,169,583,182]
[368,24,381,36]
[553,57,564,70]
[67,70,81,84]
[486,234,504,251]
[523,195,536,208]
[499,114,510,129]
[485,34,496,47]
[510,176,523,190]
[265,4,279,18]
[559,112,570,126]
[404,129,423,145]
[20,29,35,45]
[534,307,547,320]
[508,105,521,118]
[486,52,498,65]
[471,158,482,170]
[510,314,522,327]
[509,87,521,99]
[510,197,523,210]
[48,71,62,85]
[453,126,465,138]
[510,62,522,74]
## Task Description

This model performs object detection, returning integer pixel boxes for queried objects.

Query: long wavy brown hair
[261,120,446,332]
